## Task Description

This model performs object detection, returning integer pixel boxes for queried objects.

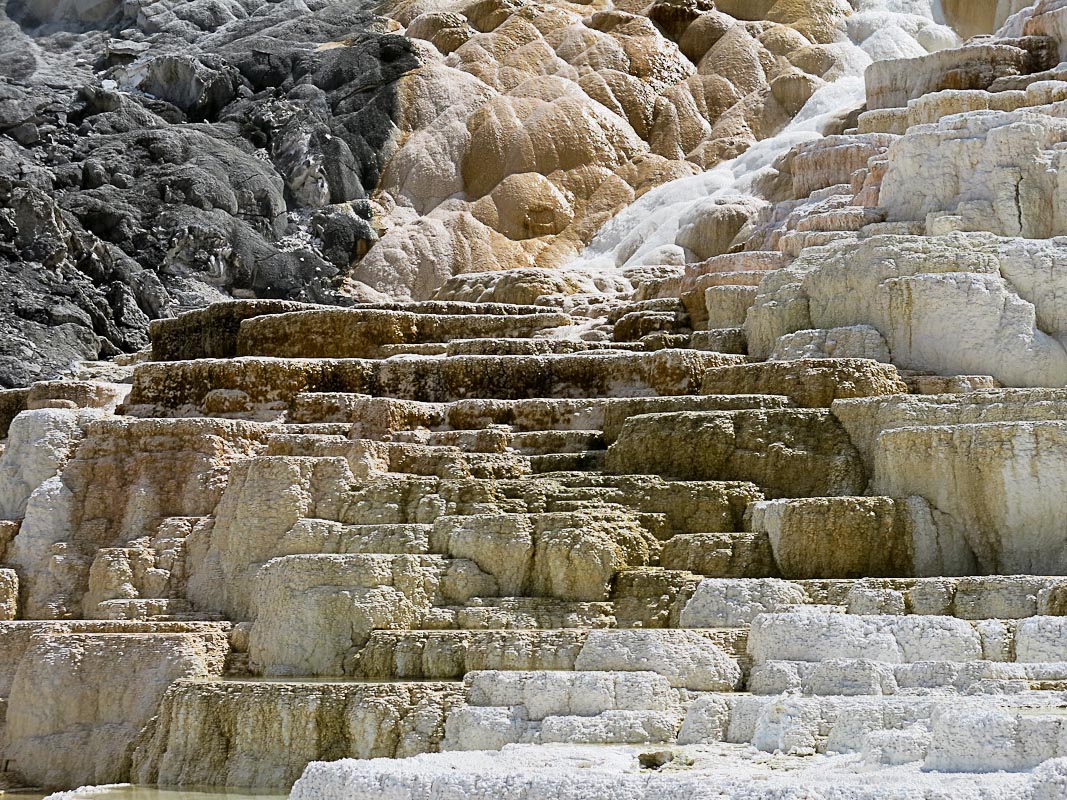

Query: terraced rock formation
[0,281,1058,798]
[9,0,1067,799]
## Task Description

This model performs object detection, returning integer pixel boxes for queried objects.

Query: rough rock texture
[10,0,1067,797]
[5,630,227,788]
[0,0,920,387]
[131,680,465,789]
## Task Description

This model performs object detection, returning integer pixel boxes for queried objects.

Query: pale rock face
[574,629,742,690]
[247,554,441,676]
[679,578,810,627]
[0,570,17,620]
[924,704,1067,772]
[769,325,891,362]
[748,495,975,578]
[462,669,676,720]
[605,408,866,497]
[431,510,659,601]
[0,409,100,520]
[746,611,983,664]
[9,418,270,619]
[831,390,1067,465]
[1014,616,1067,662]
[131,681,465,789]
[187,455,361,620]
[879,107,1067,239]
[5,632,227,788]
[746,233,1067,387]
[864,41,1053,111]
[871,421,1067,574]
[701,358,907,408]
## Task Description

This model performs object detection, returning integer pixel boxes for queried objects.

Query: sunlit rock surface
[9,0,1067,798]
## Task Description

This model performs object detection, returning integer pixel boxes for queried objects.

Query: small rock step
[127,350,746,414]
[701,358,908,408]
[446,339,641,356]
[529,451,605,473]
[452,597,616,630]
[237,308,577,359]
[605,409,865,498]
[285,393,790,439]
[355,628,748,682]
[660,532,778,578]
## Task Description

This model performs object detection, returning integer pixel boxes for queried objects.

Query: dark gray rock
[0,0,421,387]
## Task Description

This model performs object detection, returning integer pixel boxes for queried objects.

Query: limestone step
[427,510,660,601]
[445,339,642,356]
[127,350,746,414]
[684,251,789,282]
[131,678,467,789]
[659,532,778,578]
[793,206,886,233]
[612,567,705,629]
[355,630,590,679]
[681,274,774,330]
[464,669,677,716]
[787,134,896,199]
[236,308,578,359]
[644,576,1067,632]
[529,450,605,473]
[285,393,790,439]
[680,689,1067,762]
[865,38,1057,112]
[0,620,231,698]
[606,299,688,325]
[278,519,434,555]
[451,597,615,629]
[388,427,514,453]
[605,409,866,498]
[746,611,1067,669]
[833,388,1067,463]
[263,435,531,479]
[599,395,794,444]
[747,497,925,580]
[445,706,684,749]
[704,285,759,329]
[509,430,605,455]
[750,657,1067,696]
[378,343,449,356]
[444,705,685,749]
[689,328,747,355]
[149,300,560,361]
[94,598,212,621]
[355,628,748,682]
[899,372,1001,395]
[291,394,603,430]
[499,473,760,536]
[326,472,760,539]
[701,358,908,408]
[612,306,691,342]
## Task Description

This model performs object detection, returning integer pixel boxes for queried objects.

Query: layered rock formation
[9,0,1067,799]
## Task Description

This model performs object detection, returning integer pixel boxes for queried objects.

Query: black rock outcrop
[0,0,419,387]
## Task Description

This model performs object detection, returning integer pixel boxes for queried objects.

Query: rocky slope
[9,0,1067,798]
[0,0,998,387]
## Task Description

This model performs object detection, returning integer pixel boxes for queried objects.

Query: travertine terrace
[9,0,1067,799]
